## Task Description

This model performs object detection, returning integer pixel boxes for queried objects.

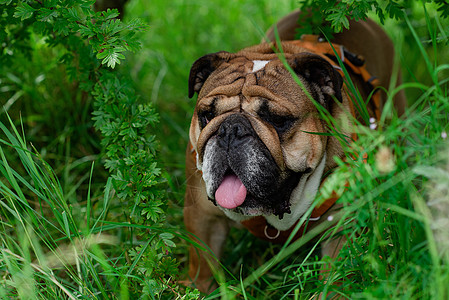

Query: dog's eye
[269,115,295,134]
[258,110,295,135]
[198,110,215,128]
[257,101,296,135]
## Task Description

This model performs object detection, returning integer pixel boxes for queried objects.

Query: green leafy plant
[1,0,185,298]
[295,0,449,37]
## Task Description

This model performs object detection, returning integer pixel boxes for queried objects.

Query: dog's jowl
[184,10,406,293]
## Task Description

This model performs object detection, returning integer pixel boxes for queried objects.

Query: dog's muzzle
[201,114,303,218]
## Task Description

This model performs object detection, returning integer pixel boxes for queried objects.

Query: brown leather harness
[190,35,381,244]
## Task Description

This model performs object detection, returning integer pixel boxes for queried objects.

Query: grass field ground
[1,0,449,298]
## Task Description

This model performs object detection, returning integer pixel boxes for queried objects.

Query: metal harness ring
[264,225,281,240]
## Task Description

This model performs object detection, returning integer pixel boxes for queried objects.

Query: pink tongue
[215,174,247,209]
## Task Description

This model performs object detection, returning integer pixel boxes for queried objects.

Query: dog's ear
[188,51,234,98]
[288,53,343,104]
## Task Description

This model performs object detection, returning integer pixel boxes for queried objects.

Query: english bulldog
[184,10,406,293]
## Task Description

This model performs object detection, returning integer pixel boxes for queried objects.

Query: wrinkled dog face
[188,44,343,219]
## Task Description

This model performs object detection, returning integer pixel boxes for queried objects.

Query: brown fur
[184,10,406,293]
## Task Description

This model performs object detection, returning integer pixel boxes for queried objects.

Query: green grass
[1,115,114,299]
[1,0,449,299]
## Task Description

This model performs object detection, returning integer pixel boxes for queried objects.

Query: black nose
[217,114,253,149]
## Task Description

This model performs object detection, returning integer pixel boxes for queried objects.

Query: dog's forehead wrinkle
[197,95,219,109]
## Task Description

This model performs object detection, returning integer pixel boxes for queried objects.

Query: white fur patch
[252,60,270,72]
[201,140,216,198]
[265,152,327,231]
